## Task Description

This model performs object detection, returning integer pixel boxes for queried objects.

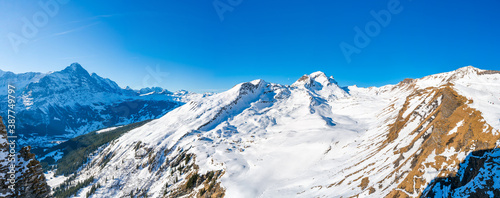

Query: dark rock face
[422,148,500,198]
[0,116,51,197]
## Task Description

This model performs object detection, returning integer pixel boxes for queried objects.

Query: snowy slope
[48,66,500,198]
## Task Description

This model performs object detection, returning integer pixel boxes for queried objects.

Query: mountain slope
[44,66,500,197]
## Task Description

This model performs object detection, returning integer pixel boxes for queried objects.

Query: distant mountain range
[0,63,208,149]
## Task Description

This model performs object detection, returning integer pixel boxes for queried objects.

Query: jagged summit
[62,62,88,74]
[250,79,265,86]
[292,71,338,88]
[457,65,478,70]
[227,79,266,99]
[69,62,82,68]
[291,71,348,100]
[446,65,483,78]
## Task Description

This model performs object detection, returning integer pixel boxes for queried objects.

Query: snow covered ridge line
[196,79,266,131]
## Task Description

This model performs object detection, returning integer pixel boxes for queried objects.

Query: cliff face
[422,148,500,197]
[0,116,50,197]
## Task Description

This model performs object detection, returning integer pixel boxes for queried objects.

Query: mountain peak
[68,62,84,70]
[309,71,327,78]
[250,79,265,86]
[454,65,481,74]
[292,71,338,87]
[62,63,89,76]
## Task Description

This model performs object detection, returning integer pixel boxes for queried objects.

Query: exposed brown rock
[331,82,500,197]
[368,186,376,194]
[162,151,225,198]
[359,177,369,190]
[385,85,500,197]
[478,70,500,75]
[400,78,414,85]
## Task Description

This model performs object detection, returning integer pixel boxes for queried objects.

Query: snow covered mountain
[45,66,500,197]
[0,63,206,149]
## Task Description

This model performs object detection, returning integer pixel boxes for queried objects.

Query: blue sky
[1,0,499,92]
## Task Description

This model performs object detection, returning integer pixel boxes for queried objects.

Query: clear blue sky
[1,0,499,92]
